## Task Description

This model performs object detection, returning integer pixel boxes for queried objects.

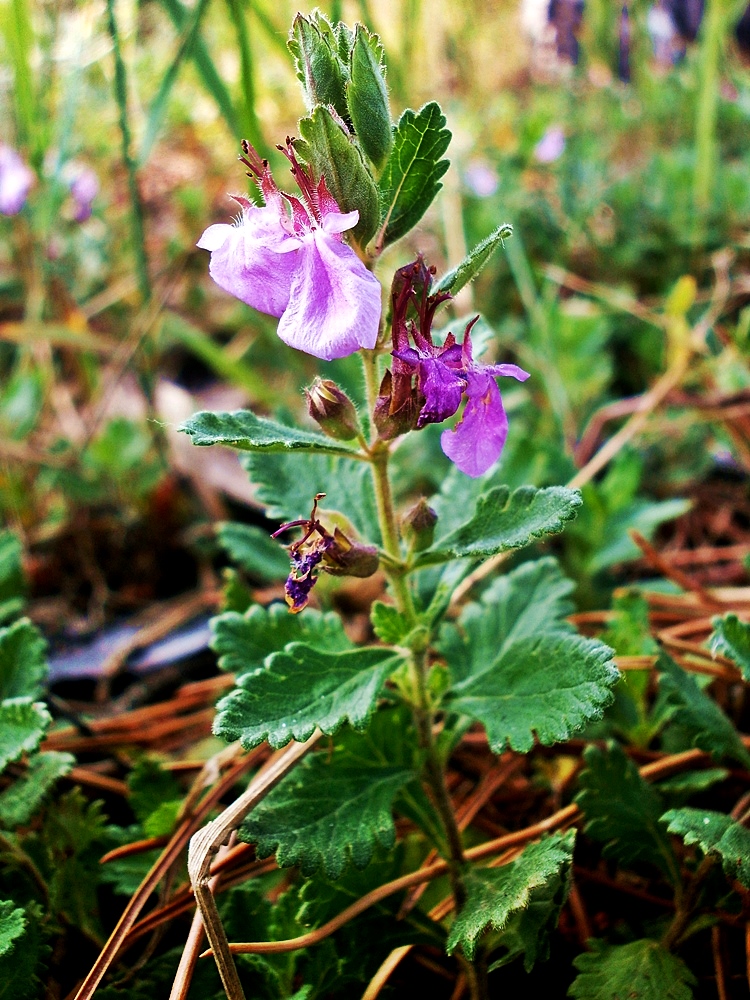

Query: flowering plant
[183,12,619,998]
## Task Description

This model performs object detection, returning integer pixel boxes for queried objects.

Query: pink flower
[534,126,565,164]
[68,166,99,222]
[0,145,34,216]
[197,142,381,361]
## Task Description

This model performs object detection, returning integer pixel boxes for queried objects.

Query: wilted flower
[534,126,565,164]
[197,140,381,361]
[0,145,34,216]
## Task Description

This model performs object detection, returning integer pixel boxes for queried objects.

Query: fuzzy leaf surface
[662,807,750,888]
[0,618,47,701]
[212,604,351,678]
[0,751,74,829]
[179,410,360,456]
[347,25,392,170]
[214,644,403,749]
[569,939,696,999]
[448,632,617,753]
[0,901,25,958]
[370,602,412,645]
[378,102,450,246]
[288,12,349,120]
[433,224,513,297]
[489,864,572,973]
[447,832,575,959]
[0,700,50,773]
[658,654,750,768]
[240,716,415,878]
[709,614,750,681]
[576,744,677,878]
[414,486,582,567]
[216,523,290,582]
[0,901,41,1000]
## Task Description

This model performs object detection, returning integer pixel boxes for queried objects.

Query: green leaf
[0,901,43,1000]
[438,557,576,685]
[575,744,678,879]
[370,602,412,645]
[296,105,380,246]
[0,531,25,625]
[240,722,414,878]
[214,644,404,749]
[347,25,392,171]
[448,632,618,753]
[655,768,728,806]
[658,654,750,768]
[709,614,750,681]
[211,604,351,677]
[662,807,750,888]
[216,523,290,583]
[127,757,183,826]
[288,12,349,120]
[433,224,514,298]
[378,102,451,246]
[414,486,582,567]
[179,410,360,456]
[447,832,575,959]
[0,751,74,829]
[243,451,380,543]
[0,901,25,958]
[0,700,50,774]
[0,618,47,701]
[568,939,696,1000]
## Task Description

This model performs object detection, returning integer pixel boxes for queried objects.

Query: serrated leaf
[447,832,575,959]
[414,486,582,567]
[709,614,750,681]
[433,224,513,297]
[347,25,392,170]
[0,902,25,958]
[438,557,576,686]
[0,901,42,1000]
[662,807,750,888]
[0,700,50,773]
[568,939,696,1000]
[288,12,349,120]
[576,744,678,879]
[370,602,411,644]
[489,862,572,973]
[0,618,47,701]
[243,451,380,544]
[0,532,25,625]
[214,644,404,749]
[179,410,360,456]
[658,654,750,768]
[127,757,183,827]
[216,522,290,582]
[211,604,351,677]
[296,105,380,246]
[0,751,74,829]
[378,102,450,246]
[448,633,618,753]
[240,717,414,878]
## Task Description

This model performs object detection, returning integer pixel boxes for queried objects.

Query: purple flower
[0,145,34,216]
[534,126,565,164]
[197,142,381,361]
[68,165,99,222]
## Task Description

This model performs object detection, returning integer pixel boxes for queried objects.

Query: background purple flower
[68,166,99,222]
[534,126,566,163]
[0,145,34,216]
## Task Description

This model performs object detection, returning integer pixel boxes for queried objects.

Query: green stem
[661,854,716,950]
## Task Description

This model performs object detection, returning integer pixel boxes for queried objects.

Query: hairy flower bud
[402,498,437,552]
[305,378,359,440]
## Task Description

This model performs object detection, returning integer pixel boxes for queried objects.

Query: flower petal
[0,146,33,216]
[416,358,466,427]
[441,373,508,477]
[276,231,381,360]
[322,210,359,235]
[482,363,530,382]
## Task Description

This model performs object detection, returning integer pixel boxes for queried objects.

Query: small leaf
[296,105,380,247]
[576,744,678,879]
[709,614,750,681]
[568,939,696,1000]
[0,531,25,625]
[370,602,411,645]
[433,224,513,298]
[213,644,404,749]
[0,700,50,774]
[655,768,728,806]
[414,486,582,567]
[288,12,349,120]
[0,751,74,829]
[0,618,47,701]
[179,410,360,456]
[127,758,183,826]
[347,25,392,171]
[240,722,414,878]
[658,654,750,768]
[0,901,25,958]
[447,832,575,959]
[0,900,42,1000]
[448,632,618,753]
[211,604,351,677]
[378,102,451,246]
[216,522,290,582]
[662,807,750,888]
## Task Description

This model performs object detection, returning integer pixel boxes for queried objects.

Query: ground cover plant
[1,1,750,998]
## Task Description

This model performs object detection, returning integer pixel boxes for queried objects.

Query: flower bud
[402,498,437,552]
[322,527,379,578]
[305,378,360,440]
[373,370,420,440]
